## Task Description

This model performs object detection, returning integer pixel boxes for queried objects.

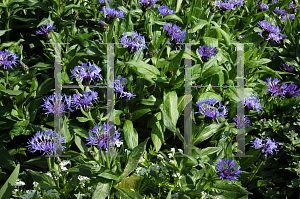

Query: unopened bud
[166,70,173,78]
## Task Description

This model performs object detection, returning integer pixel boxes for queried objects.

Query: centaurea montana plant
[216,158,241,181]
[158,5,176,17]
[72,89,99,111]
[36,23,56,35]
[138,0,156,11]
[194,97,227,124]
[70,62,103,84]
[289,1,299,10]
[85,124,122,155]
[41,93,73,117]
[233,115,251,129]
[244,95,263,114]
[0,49,19,71]
[286,83,300,99]
[258,20,287,43]
[251,136,280,156]
[282,63,296,72]
[259,3,269,11]
[27,130,66,156]
[114,75,136,100]
[274,7,286,15]
[120,31,147,54]
[198,45,218,62]
[162,23,186,44]
[282,13,295,21]
[101,6,125,23]
[264,77,287,98]
[216,0,236,11]
[98,0,111,3]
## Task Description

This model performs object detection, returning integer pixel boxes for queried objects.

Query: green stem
[246,158,264,186]
[4,70,8,86]
[155,39,168,69]
[224,11,233,24]
[47,157,60,189]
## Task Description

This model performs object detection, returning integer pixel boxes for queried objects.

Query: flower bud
[180,9,185,16]
[96,116,100,121]
[147,84,156,93]
[166,70,173,78]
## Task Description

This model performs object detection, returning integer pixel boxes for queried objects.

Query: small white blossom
[171,148,175,154]
[151,163,160,172]
[12,188,18,195]
[75,193,87,199]
[170,160,175,164]
[171,193,179,199]
[45,189,60,199]
[139,156,145,163]
[15,179,25,187]
[168,153,174,158]
[136,167,149,176]
[19,171,26,176]
[78,175,90,187]
[157,154,164,160]
[20,190,41,199]
[93,163,100,168]
[115,140,123,147]
[172,172,182,179]
[59,160,71,171]
[124,149,131,155]
[33,181,39,188]
[178,149,183,153]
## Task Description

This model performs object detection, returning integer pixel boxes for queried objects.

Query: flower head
[41,93,73,117]
[274,7,286,15]
[72,89,99,111]
[0,49,19,70]
[27,130,66,156]
[195,97,227,124]
[258,20,284,43]
[162,23,186,43]
[98,0,111,3]
[289,1,299,9]
[216,158,241,181]
[233,115,251,129]
[85,124,122,154]
[282,13,295,21]
[70,62,103,84]
[138,0,156,10]
[286,83,300,99]
[264,77,287,98]
[120,31,147,53]
[251,136,279,156]
[259,3,269,11]
[36,23,56,35]
[113,75,136,100]
[244,95,263,114]
[158,5,176,17]
[198,45,217,62]
[101,6,125,19]
[283,63,296,72]
[216,1,236,10]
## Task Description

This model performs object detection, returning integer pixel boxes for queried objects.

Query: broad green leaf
[92,180,113,199]
[0,29,11,37]
[200,147,222,157]
[193,123,224,146]
[123,120,138,150]
[0,143,16,171]
[1,90,23,96]
[239,149,262,170]
[191,20,209,33]
[118,138,149,182]
[97,170,118,180]
[211,27,231,46]
[76,117,89,122]
[127,61,160,84]
[210,180,252,198]
[202,66,225,81]
[24,156,48,169]
[151,117,165,152]
[168,48,184,73]
[132,107,157,121]
[162,90,179,126]
[113,187,143,199]
[26,169,56,190]
[159,14,183,24]
[9,120,30,140]
[74,134,88,156]
[36,78,54,97]
[245,58,272,68]
[0,164,20,199]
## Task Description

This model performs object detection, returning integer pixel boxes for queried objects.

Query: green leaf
[211,26,231,46]
[76,117,89,122]
[200,147,222,157]
[191,20,209,33]
[113,187,143,199]
[24,156,48,169]
[150,113,165,152]
[118,138,149,182]
[74,134,89,156]
[26,169,56,190]
[193,123,224,146]
[9,120,30,140]
[258,65,282,79]
[0,90,23,96]
[0,29,11,37]
[162,90,179,126]
[202,66,225,80]
[97,170,118,180]
[127,61,160,84]
[210,180,252,198]
[0,164,20,199]
[169,48,184,72]
[92,180,113,199]
[132,107,157,121]
[0,143,16,171]
[36,78,54,97]
[245,58,272,68]
[123,120,138,150]
[239,149,262,170]
[201,37,218,47]
[159,14,183,24]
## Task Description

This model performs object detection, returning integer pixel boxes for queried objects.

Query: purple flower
[71,62,103,84]
[41,93,73,117]
[73,89,99,111]
[282,13,295,21]
[274,7,286,15]
[85,124,122,154]
[162,23,186,43]
[198,45,217,62]
[271,53,277,59]
[27,130,66,156]
[259,3,269,11]
[264,77,287,98]
[113,76,136,100]
[230,0,245,7]
[233,115,251,129]
[251,136,279,156]
[138,0,156,10]
[258,20,284,43]
[0,49,19,70]
[216,158,241,181]
[286,83,300,99]
[289,1,299,9]
[36,23,56,35]
[194,97,227,124]
[120,31,147,53]
[101,6,125,19]
[283,63,296,72]
[271,0,278,4]
[244,95,263,114]
[216,1,236,10]
[158,5,176,17]
[99,0,111,3]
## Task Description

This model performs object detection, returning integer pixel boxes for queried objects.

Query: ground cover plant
[0,0,300,198]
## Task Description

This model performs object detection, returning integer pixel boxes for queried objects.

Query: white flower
[115,140,123,147]
[125,149,131,155]
[170,160,175,164]
[168,153,174,158]
[15,179,25,187]
[75,193,87,199]
[157,154,164,160]
[33,181,39,188]
[20,190,41,199]
[139,156,145,163]
[19,171,26,176]
[178,149,183,153]
[136,167,149,176]
[46,171,58,180]
[12,188,18,195]
[151,163,160,172]
[45,189,60,199]
[171,148,175,154]
[93,163,100,168]
[171,193,179,199]
[172,172,182,179]
[59,160,71,171]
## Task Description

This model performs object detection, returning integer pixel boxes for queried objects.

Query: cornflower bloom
[282,13,295,20]
[216,158,241,181]
[194,97,228,124]
[251,136,279,156]
[283,63,296,72]
[244,95,263,114]
[36,23,56,35]
[27,130,66,156]
[198,45,218,62]
[72,89,99,111]
[216,1,236,11]
[230,0,245,7]
[138,0,157,11]
[274,7,286,15]
[289,1,299,9]
[258,20,284,43]
[264,77,287,98]
[98,0,111,3]
[259,3,269,11]
[114,75,136,100]
[286,83,300,99]
[41,93,73,117]
[0,49,19,70]
[101,6,125,23]
[233,115,251,129]
[85,124,122,154]
[271,0,278,4]
[70,62,103,84]
[162,23,186,43]
[158,5,176,17]
[120,31,147,53]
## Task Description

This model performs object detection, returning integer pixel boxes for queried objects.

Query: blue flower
[41,93,73,117]
[282,13,295,21]
[27,130,66,156]
[216,1,236,10]
[36,23,56,35]
[158,5,176,17]
[274,7,286,15]
[286,83,300,99]
[162,23,186,43]
[71,62,103,84]
[264,77,287,98]
[251,136,279,156]
[259,3,269,11]
[120,31,147,53]
[289,1,299,9]
[113,76,136,100]
[98,0,111,3]
[73,89,99,111]
[85,124,122,154]
[198,45,217,62]
[101,6,125,19]
[233,115,251,129]
[216,158,241,181]
[258,20,285,43]
[244,95,263,114]
[283,63,296,72]
[0,49,19,70]
[195,97,227,124]
[138,0,156,10]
